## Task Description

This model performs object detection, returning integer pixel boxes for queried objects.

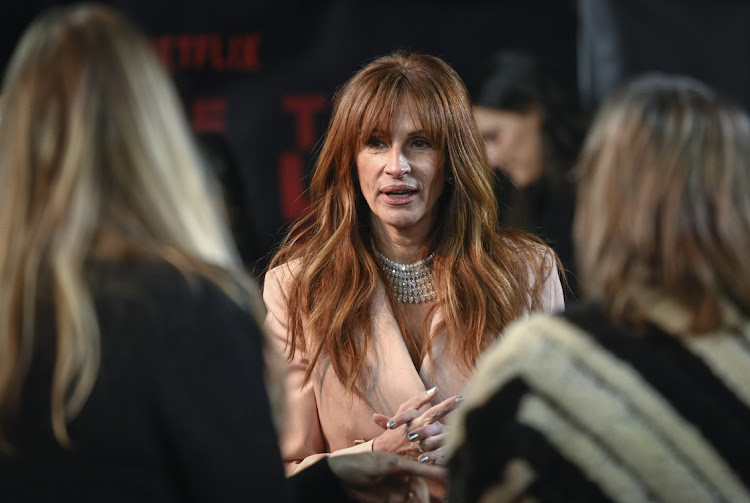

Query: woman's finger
[375,387,442,431]
[414,395,462,427]
[432,446,449,466]
[415,431,447,453]
[372,413,390,429]
[374,407,422,431]
[374,388,453,436]
[378,452,447,480]
[395,386,438,416]
[387,409,421,429]
[416,446,447,465]
[405,421,444,442]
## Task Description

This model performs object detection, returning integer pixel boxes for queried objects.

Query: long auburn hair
[269,50,556,393]
[575,73,750,332]
[0,4,261,449]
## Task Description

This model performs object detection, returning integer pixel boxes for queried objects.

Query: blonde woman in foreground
[0,4,442,502]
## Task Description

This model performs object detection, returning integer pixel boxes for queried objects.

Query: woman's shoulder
[88,259,258,333]
[499,229,556,264]
[88,259,219,301]
[482,300,700,375]
[504,232,564,309]
[99,261,265,384]
[262,258,304,291]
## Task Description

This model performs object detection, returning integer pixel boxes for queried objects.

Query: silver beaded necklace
[376,251,437,304]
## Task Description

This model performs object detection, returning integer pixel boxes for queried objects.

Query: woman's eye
[366,137,386,148]
[412,138,431,149]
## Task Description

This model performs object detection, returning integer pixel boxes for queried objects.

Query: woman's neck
[371,222,430,263]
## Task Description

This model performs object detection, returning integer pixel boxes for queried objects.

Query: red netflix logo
[151,34,261,72]
[279,95,327,221]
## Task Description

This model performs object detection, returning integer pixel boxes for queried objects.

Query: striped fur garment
[447,297,750,503]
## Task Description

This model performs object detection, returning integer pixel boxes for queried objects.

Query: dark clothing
[1,261,346,502]
[495,172,579,300]
[449,300,750,502]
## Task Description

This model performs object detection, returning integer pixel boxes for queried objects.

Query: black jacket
[1,260,347,502]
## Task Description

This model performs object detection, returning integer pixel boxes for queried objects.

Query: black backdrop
[4,0,750,273]
[2,0,579,271]
[578,0,750,112]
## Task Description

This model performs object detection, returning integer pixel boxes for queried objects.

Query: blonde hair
[270,51,556,393]
[0,4,260,448]
[575,73,750,332]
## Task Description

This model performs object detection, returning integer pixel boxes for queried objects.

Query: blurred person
[471,50,588,298]
[0,5,443,502]
[447,73,750,502]
[263,50,564,499]
[198,132,269,277]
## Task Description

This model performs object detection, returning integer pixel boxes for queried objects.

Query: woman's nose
[384,146,410,178]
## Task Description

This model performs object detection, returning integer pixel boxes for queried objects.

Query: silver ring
[417,439,426,453]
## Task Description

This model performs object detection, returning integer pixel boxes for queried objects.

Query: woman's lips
[381,185,417,205]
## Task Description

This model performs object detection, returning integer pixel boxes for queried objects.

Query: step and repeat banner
[2,0,578,272]
[5,1,750,272]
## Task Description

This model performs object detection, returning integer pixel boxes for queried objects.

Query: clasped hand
[371,387,462,465]
[328,451,445,503]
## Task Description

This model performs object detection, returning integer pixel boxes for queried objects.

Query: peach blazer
[262,258,564,474]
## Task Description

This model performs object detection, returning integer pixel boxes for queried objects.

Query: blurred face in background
[473,105,544,188]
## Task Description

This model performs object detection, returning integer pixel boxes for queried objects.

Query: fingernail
[455,396,464,403]
[408,432,419,441]
[426,386,437,395]
[419,455,430,463]
[387,419,396,429]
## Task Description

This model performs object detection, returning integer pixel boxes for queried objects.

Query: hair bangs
[355,72,446,155]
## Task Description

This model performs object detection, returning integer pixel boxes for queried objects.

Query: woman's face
[356,97,444,245]
[473,105,544,188]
